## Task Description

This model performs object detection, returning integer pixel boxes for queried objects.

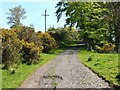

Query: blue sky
[0,0,66,32]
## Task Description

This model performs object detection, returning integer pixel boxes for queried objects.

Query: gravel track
[20,48,111,88]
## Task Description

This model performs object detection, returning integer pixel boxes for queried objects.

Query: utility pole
[42,9,49,32]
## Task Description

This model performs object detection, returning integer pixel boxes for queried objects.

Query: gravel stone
[20,49,111,88]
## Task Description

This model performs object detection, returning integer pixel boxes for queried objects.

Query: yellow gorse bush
[2,29,23,72]
[96,42,115,53]
[38,32,57,53]
[2,26,58,72]
[21,39,34,48]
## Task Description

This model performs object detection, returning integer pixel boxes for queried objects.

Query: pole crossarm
[42,10,49,32]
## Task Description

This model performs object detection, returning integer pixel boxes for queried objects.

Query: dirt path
[20,48,111,88]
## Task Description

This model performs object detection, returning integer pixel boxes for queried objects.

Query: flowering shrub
[21,39,41,64]
[2,26,58,73]
[14,26,43,64]
[2,29,22,71]
[96,42,115,53]
[2,27,43,72]
[38,33,57,53]
[15,26,43,48]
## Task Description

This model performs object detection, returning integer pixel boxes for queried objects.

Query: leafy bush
[2,26,57,73]
[21,40,41,65]
[38,33,57,53]
[59,41,66,48]
[96,42,115,53]
[15,26,43,48]
[2,29,22,72]
[2,26,43,72]
[13,26,43,64]
[48,27,81,47]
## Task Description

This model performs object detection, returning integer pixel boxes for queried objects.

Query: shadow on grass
[115,74,120,87]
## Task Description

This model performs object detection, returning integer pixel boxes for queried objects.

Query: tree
[55,2,119,51]
[47,26,81,47]
[6,5,26,27]
[107,2,120,52]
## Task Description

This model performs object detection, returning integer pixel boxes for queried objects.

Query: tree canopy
[6,5,26,28]
[55,2,120,52]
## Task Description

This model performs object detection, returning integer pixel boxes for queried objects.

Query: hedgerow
[2,29,23,72]
[38,32,57,53]
[14,26,43,64]
[96,42,115,53]
[21,39,41,65]
[2,26,58,73]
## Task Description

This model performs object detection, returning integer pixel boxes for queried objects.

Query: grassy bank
[2,49,63,88]
[78,48,119,87]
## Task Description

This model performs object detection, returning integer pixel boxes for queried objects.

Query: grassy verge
[2,49,63,88]
[78,48,119,87]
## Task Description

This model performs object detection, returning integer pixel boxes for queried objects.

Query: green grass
[2,49,63,88]
[78,48,119,87]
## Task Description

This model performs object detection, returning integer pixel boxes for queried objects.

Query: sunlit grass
[78,48,119,87]
[2,49,63,88]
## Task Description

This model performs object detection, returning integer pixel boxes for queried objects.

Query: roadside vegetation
[2,49,63,88]
[1,2,120,88]
[78,48,119,87]
[56,2,120,87]
[1,5,80,88]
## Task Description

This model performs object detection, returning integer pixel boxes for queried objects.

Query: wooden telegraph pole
[42,9,49,32]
